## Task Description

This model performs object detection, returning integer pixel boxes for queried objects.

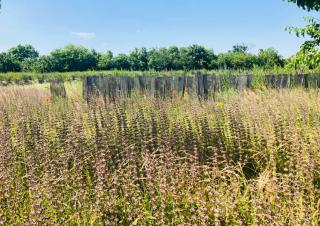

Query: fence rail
[48,74,320,101]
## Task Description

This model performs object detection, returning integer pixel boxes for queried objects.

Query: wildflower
[215,102,224,107]
[44,96,53,104]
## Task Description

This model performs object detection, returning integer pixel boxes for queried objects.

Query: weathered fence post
[50,79,67,99]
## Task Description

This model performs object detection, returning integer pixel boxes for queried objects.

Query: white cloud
[70,32,96,40]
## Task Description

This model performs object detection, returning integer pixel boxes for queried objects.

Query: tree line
[0,44,286,73]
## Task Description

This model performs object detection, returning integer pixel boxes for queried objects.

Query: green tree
[21,58,37,72]
[22,56,55,73]
[257,48,285,69]
[112,54,130,70]
[8,44,39,62]
[286,0,320,69]
[167,46,182,70]
[49,45,99,72]
[148,48,171,71]
[128,48,148,71]
[98,51,113,70]
[0,53,21,72]
[217,45,258,70]
[180,45,213,70]
[286,0,320,11]
[232,44,249,53]
[295,17,319,68]
[208,50,219,69]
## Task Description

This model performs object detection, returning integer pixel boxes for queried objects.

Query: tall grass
[0,87,319,225]
[1,68,320,84]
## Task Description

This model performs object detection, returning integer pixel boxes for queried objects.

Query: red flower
[44,96,53,104]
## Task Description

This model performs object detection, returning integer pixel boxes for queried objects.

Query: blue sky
[0,0,318,57]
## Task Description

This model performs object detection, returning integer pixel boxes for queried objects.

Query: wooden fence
[50,74,320,102]
[83,74,252,102]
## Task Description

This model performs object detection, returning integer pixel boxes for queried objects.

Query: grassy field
[1,67,320,84]
[0,84,319,225]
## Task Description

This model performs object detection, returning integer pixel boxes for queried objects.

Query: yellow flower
[215,102,224,107]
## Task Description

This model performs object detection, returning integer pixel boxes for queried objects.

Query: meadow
[0,82,319,225]
[0,0,319,224]
[1,67,320,84]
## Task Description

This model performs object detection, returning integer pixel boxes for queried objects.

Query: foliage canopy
[0,44,287,73]
[286,0,320,11]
